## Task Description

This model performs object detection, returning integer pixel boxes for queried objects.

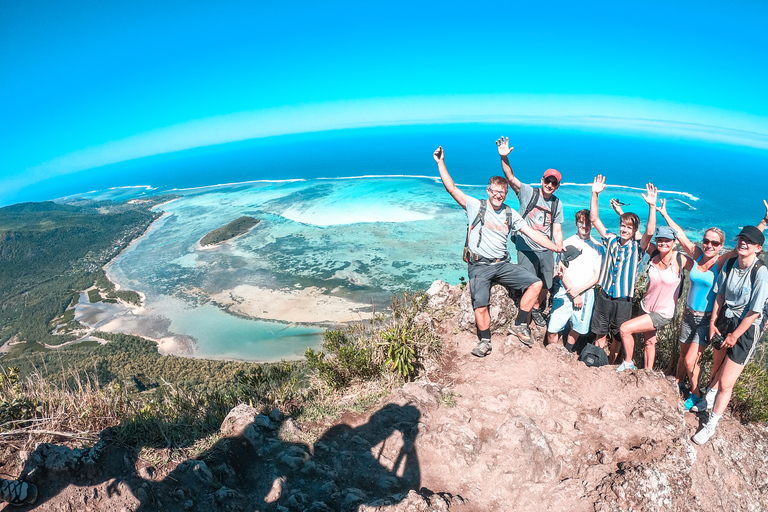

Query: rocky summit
[11,281,768,511]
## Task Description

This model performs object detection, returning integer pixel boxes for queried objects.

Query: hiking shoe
[684,393,701,411]
[692,422,717,445]
[509,323,533,347]
[530,308,547,327]
[471,339,492,357]
[691,388,717,413]
[0,479,37,506]
[615,360,636,372]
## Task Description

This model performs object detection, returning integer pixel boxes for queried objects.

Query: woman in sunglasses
[657,199,768,412]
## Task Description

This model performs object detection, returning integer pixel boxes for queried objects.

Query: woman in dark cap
[692,224,768,445]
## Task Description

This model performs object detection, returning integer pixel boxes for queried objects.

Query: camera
[711,333,724,350]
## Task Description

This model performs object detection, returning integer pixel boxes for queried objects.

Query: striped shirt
[598,233,643,299]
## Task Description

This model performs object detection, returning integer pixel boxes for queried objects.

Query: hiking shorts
[517,250,556,290]
[727,323,760,365]
[591,289,633,337]
[680,308,711,347]
[548,286,595,335]
[647,311,673,330]
[467,261,540,309]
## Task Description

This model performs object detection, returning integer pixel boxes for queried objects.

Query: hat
[543,169,561,183]
[737,226,765,246]
[560,245,582,267]
[655,226,677,241]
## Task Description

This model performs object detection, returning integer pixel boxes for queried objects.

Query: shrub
[731,362,768,423]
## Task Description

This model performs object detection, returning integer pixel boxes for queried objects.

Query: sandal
[0,478,38,506]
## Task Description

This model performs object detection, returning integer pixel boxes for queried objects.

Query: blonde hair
[704,227,725,245]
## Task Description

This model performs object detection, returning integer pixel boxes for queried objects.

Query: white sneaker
[692,421,717,445]
[616,360,636,372]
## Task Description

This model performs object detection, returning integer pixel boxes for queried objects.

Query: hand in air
[642,183,658,207]
[656,198,668,216]
[592,175,606,194]
[609,198,624,216]
[433,146,444,163]
[763,199,768,220]
[495,136,514,157]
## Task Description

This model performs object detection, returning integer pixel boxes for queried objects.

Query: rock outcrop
[13,281,768,511]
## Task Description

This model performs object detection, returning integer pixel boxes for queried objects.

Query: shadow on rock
[11,403,430,511]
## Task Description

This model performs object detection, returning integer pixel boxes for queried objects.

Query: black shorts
[727,323,760,365]
[467,261,540,309]
[591,288,633,337]
[517,250,556,290]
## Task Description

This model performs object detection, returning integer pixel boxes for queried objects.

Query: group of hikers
[433,137,768,446]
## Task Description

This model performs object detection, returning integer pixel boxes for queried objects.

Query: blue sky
[2,0,768,202]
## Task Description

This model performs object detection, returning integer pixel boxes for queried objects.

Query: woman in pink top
[616,221,693,372]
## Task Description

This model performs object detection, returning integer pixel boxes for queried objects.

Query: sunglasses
[544,177,559,186]
[702,238,722,247]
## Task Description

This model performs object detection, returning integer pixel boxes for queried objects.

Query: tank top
[641,256,681,318]
[686,255,719,313]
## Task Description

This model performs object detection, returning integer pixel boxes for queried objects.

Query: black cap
[560,245,583,267]
[738,226,765,246]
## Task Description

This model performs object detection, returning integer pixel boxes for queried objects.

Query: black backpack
[721,257,768,337]
[579,343,609,367]
[463,199,515,263]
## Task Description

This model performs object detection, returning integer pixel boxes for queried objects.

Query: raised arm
[657,198,701,260]
[758,199,768,232]
[519,224,561,253]
[496,136,521,193]
[589,175,608,238]
[640,183,657,252]
[434,147,467,209]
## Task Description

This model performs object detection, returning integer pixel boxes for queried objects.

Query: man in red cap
[496,136,564,328]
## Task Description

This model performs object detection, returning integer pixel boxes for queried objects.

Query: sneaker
[692,422,717,445]
[691,388,717,413]
[615,360,636,372]
[684,393,701,411]
[509,323,533,347]
[471,339,492,357]
[530,308,547,327]
[0,479,37,506]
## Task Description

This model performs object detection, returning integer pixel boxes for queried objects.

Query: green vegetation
[0,197,173,345]
[199,216,259,246]
[305,291,442,389]
[87,289,102,303]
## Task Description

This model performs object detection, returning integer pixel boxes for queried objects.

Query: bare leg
[474,306,490,331]
[707,347,728,391]
[643,332,658,369]
[619,314,655,364]
[533,286,548,311]
[676,342,693,386]
[712,357,747,416]
[566,329,580,347]
[684,343,705,395]
[609,337,622,364]
[520,281,543,314]
[546,331,560,346]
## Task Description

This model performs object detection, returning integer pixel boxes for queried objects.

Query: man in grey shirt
[497,136,564,327]
[433,146,562,357]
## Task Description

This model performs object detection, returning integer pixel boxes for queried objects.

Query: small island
[200,216,259,246]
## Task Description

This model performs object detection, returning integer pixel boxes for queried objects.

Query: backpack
[463,199,515,263]
[648,249,686,301]
[579,343,609,367]
[511,188,560,245]
[722,257,768,336]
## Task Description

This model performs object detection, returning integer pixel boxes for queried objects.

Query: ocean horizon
[15,124,768,361]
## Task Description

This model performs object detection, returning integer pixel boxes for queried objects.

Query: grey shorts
[648,311,673,330]
[592,289,633,337]
[517,250,556,289]
[679,308,711,346]
[467,261,540,309]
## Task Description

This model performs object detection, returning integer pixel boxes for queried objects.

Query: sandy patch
[211,285,373,324]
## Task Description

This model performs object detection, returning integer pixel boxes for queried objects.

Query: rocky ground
[4,281,768,511]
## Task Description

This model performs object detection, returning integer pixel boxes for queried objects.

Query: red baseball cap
[543,168,562,183]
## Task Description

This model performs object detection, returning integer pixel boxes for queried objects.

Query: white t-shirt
[560,234,603,290]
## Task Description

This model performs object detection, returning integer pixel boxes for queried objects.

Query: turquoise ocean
[26,124,768,361]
